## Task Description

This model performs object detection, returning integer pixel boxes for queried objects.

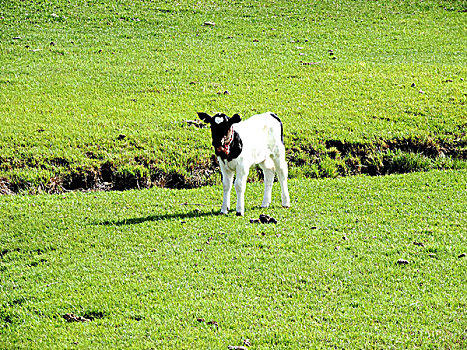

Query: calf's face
[198,112,241,149]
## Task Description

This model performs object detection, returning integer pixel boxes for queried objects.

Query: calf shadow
[97,209,219,226]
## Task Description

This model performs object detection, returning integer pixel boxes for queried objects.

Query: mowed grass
[1,0,466,191]
[1,170,466,349]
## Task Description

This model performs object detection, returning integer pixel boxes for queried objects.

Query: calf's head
[198,112,241,153]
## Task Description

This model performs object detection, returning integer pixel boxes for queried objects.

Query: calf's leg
[234,167,249,216]
[259,160,275,208]
[220,166,234,214]
[273,156,290,208]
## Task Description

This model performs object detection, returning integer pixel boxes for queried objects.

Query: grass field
[1,170,466,349]
[1,0,466,192]
[1,1,467,348]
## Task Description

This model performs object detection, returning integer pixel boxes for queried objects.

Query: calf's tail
[269,112,284,145]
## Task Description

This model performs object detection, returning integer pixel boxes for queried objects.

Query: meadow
[0,0,466,192]
[1,0,467,348]
[1,170,466,349]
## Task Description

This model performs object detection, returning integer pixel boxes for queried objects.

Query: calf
[198,111,290,216]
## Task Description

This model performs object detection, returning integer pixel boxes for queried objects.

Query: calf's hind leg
[258,160,275,208]
[273,156,290,208]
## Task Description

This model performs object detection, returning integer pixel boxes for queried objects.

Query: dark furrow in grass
[1,136,466,195]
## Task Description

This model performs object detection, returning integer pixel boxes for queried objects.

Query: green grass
[1,2,466,347]
[1,0,466,191]
[1,170,466,349]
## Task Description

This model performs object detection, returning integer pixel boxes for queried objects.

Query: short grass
[1,0,466,191]
[1,170,466,349]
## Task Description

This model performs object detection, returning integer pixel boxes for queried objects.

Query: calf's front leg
[234,167,249,216]
[220,167,234,214]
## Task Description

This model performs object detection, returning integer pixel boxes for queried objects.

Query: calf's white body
[211,112,290,216]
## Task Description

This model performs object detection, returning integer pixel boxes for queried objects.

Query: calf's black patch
[198,112,243,161]
[216,131,243,162]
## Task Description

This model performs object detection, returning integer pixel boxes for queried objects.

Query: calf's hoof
[236,212,244,216]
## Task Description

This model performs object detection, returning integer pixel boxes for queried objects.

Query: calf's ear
[197,112,212,123]
[230,113,241,124]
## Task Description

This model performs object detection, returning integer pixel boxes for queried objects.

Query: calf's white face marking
[214,116,224,124]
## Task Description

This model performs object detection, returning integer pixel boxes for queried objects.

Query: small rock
[411,82,416,87]
[253,39,259,42]
[227,36,233,39]
[50,41,56,46]
[196,318,205,322]
[298,53,305,56]
[335,246,340,251]
[13,36,22,40]
[51,13,59,18]
[203,21,216,26]
[328,49,334,55]
[458,253,466,258]
[228,347,248,350]
[445,79,453,83]
[63,313,90,322]
[117,134,126,140]
[397,259,409,265]
[243,339,251,347]
[302,62,319,65]
[419,89,425,94]
[342,235,348,241]
[296,46,304,50]
[413,242,425,247]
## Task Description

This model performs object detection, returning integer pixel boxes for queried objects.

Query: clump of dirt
[0,178,14,195]
[63,313,90,322]
[250,214,278,224]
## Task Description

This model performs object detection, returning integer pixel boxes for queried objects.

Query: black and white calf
[198,111,290,216]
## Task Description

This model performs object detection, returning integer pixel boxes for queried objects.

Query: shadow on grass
[97,209,220,226]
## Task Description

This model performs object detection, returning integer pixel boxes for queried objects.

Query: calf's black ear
[230,113,241,124]
[198,112,212,123]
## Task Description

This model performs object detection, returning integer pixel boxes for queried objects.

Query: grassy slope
[0,0,466,191]
[1,170,466,349]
